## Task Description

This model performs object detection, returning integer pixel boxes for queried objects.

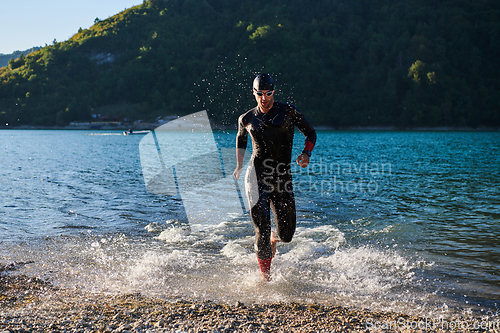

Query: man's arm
[233,116,248,180]
[233,148,246,180]
[294,108,316,168]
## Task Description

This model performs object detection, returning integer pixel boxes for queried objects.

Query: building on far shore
[68,122,91,129]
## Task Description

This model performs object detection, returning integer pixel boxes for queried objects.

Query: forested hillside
[0,0,499,128]
[0,47,42,68]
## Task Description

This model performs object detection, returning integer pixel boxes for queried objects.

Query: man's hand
[233,166,243,180]
[296,153,310,168]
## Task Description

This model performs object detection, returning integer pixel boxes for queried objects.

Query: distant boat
[123,130,150,135]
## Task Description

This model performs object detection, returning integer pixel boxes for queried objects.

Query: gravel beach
[1,274,498,333]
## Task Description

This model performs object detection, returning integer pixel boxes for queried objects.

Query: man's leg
[271,182,296,243]
[250,191,274,280]
[257,187,295,281]
[271,230,277,258]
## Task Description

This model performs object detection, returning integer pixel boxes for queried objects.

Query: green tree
[408,60,426,84]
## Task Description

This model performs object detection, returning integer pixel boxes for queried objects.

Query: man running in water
[233,74,316,281]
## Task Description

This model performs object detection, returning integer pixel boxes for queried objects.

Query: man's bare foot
[271,231,278,258]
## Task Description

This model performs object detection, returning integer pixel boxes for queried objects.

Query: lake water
[0,129,499,320]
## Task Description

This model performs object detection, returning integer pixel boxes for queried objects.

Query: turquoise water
[0,129,499,319]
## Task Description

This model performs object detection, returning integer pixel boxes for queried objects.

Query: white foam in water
[4,222,471,319]
[110,224,422,312]
[144,221,166,233]
[221,241,251,261]
[156,227,195,243]
[286,225,346,257]
[126,250,207,292]
[313,246,413,294]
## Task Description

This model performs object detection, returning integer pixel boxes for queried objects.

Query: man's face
[253,88,274,113]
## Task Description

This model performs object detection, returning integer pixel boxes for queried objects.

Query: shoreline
[1,274,494,332]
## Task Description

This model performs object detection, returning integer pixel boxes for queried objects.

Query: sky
[0,0,143,55]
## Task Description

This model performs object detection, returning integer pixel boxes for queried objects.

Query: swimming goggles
[254,88,274,97]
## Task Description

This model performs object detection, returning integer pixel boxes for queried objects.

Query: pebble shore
[1,274,497,333]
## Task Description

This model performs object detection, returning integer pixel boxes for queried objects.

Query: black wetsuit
[236,101,316,260]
